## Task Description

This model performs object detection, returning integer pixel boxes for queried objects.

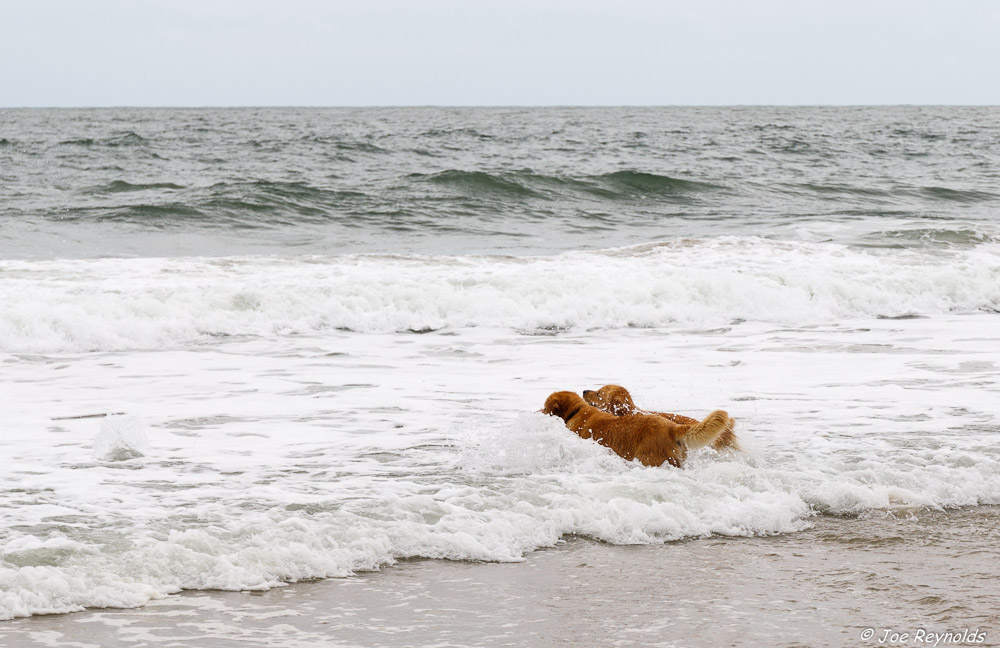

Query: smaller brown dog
[583,384,740,452]
[542,391,732,468]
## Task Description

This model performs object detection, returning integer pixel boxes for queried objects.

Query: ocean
[1,107,999,647]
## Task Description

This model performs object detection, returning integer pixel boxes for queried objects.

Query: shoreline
[2,507,998,648]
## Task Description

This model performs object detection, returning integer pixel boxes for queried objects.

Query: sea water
[1,107,998,620]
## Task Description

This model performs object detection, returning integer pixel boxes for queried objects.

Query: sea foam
[93,414,148,461]
[2,409,999,621]
[0,238,997,353]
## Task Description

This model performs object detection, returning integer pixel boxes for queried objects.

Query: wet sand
[3,508,998,648]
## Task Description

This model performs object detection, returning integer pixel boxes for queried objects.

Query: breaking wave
[2,410,999,620]
[1,238,997,352]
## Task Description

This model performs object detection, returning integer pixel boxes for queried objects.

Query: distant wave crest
[88,180,186,194]
[58,132,150,147]
[414,169,724,202]
[60,170,725,227]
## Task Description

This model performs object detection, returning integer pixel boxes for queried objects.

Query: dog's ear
[541,394,556,415]
[541,391,566,416]
[543,391,584,420]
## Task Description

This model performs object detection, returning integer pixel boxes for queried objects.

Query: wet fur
[583,384,740,452]
[541,391,732,468]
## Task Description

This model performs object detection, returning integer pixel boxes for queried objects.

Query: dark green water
[2,106,998,258]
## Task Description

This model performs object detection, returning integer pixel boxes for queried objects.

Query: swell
[918,186,996,203]
[59,181,369,226]
[48,174,997,229]
[53,171,726,227]
[86,181,186,194]
[57,132,150,147]
[413,169,726,202]
[780,182,998,204]
[417,169,545,199]
[581,170,724,199]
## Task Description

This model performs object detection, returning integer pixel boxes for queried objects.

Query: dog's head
[541,391,587,422]
[582,384,636,416]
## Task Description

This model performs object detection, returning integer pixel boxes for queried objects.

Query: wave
[1,238,997,352]
[586,170,723,198]
[419,169,545,199]
[1,411,999,620]
[59,181,369,226]
[782,182,893,199]
[411,169,725,202]
[300,136,388,154]
[919,186,996,203]
[855,228,999,248]
[41,172,990,236]
[90,203,207,223]
[782,182,997,204]
[86,180,186,194]
[419,127,493,139]
[195,181,369,225]
[57,132,150,147]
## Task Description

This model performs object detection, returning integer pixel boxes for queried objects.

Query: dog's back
[569,405,687,467]
[584,384,740,452]
[543,391,730,467]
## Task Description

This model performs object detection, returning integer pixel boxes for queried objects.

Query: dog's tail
[712,417,741,452]
[679,410,732,450]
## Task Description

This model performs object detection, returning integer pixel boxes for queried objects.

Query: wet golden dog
[582,384,740,452]
[541,391,732,467]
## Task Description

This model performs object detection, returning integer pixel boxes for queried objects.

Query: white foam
[0,238,997,352]
[93,415,148,462]
[3,399,997,620]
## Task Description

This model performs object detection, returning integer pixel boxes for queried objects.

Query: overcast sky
[2,0,998,106]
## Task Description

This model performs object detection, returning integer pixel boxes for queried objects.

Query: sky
[2,0,999,107]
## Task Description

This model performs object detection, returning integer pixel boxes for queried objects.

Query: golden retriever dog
[582,384,740,452]
[541,391,732,468]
